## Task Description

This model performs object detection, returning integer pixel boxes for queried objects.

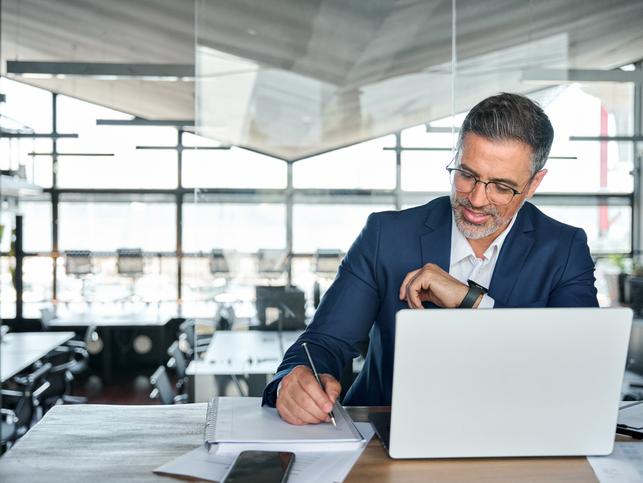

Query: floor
[73,372,160,405]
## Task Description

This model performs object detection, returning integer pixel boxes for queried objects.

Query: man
[262,93,598,425]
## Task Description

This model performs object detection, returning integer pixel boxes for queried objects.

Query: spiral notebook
[204,397,363,449]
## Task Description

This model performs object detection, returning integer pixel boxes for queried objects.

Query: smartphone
[221,450,295,483]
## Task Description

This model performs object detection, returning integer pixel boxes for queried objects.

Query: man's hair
[456,92,554,174]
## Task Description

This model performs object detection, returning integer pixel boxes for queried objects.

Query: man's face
[451,133,547,241]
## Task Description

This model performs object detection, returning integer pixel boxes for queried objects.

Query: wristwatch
[458,279,488,308]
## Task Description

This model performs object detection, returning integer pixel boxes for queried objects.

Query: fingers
[399,268,420,300]
[276,365,337,425]
[406,272,426,309]
[320,374,341,404]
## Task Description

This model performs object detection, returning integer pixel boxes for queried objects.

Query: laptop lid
[388,307,632,459]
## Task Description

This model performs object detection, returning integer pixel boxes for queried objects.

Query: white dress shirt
[449,211,517,308]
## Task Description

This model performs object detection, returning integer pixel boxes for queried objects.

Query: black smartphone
[221,450,295,483]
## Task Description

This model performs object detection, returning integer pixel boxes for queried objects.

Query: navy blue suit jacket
[262,196,598,407]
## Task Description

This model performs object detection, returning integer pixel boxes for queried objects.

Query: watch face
[467,279,488,294]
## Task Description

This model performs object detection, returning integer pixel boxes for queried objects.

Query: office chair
[64,250,93,302]
[1,408,18,453]
[116,248,145,301]
[178,319,213,358]
[2,362,52,438]
[166,341,188,392]
[41,344,89,410]
[149,366,187,405]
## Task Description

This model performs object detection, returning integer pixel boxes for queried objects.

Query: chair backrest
[167,341,187,380]
[179,320,196,348]
[149,366,176,405]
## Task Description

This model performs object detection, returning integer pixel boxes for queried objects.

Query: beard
[451,191,517,240]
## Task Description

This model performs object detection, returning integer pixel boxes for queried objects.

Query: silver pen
[302,342,337,427]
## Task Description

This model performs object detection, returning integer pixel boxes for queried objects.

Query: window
[58,196,176,252]
[182,148,286,189]
[293,204,393,253]
[294,136,396,190]
[183,201,286,252]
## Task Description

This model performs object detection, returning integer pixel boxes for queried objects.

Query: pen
[302,342,337,427]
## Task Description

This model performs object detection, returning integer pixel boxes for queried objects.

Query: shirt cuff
[477,293,495,308]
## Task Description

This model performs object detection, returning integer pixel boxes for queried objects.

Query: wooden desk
[0,332,75,383]
[0,403,613,482]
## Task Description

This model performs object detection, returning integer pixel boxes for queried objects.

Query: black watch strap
[458,279,488,308]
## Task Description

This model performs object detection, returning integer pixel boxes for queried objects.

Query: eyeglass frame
[445,164,536,206]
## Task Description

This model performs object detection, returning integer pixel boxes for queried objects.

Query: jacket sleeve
[262,213,383,407]
[547,228,598,307]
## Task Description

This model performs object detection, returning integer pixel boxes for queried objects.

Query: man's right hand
[276,365,341,425]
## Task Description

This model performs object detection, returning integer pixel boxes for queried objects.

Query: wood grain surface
[0,404,612,482]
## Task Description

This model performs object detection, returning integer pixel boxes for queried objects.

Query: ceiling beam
[6,61,194,80]
[96,118,195,126]
[523,69,643,84]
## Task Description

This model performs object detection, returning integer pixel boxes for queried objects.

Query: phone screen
[222,450,295,483]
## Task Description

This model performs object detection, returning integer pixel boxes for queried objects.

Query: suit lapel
[420,198,452,272]
[489,206,535,305]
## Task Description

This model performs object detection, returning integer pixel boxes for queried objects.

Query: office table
[0,332,75,383]
[46,308,181,383]
[186,330,303,376]
[0,403,617,482]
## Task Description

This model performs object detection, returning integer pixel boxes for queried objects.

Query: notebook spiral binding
[204,398,218,443]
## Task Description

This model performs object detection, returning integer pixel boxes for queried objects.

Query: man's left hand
[399,263,472,309]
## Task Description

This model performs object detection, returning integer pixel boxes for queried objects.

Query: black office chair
[1,408,18,453]
[166,341,188,392]
[41,344,89,410]
[149,366,187,405]
[2,362,52,438]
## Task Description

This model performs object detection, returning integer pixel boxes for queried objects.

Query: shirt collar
[450,209,518,264]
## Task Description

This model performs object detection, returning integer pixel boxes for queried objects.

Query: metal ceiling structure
[1,0,643,159]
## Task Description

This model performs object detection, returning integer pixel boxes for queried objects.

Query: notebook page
[206,397,362,444]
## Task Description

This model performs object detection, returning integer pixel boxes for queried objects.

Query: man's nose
[468,181,489,207]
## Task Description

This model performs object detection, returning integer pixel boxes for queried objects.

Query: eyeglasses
[446,166,528,206]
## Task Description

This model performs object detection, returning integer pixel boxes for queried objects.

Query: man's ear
[525,169,547,198]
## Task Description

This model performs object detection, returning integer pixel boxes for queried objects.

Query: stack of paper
[205,397,365,451]
[154,397,373,482]
[154,422,375,483]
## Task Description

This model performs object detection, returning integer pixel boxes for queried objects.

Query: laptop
[370,307,632,459]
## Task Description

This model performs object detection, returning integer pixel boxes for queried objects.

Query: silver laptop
[371,308,632,459]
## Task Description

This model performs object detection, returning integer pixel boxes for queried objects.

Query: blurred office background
[1,0,643,451]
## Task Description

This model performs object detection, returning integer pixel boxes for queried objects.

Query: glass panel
[57,150,177,189]
[195,0,454,160]
[538,143,633,194]
[535,204,631,253]
[23,256,53,305]
[183,202,286,252]
[0,77,53,132]
[182,147,286,188]
[21,197,52,252]
[55,95,178,188]
[401,124,457,149]
[56,255,177,304]
[0,205,13,252]
[292,204,393,253]
[57,95,177,146]
[58,198,176,252]
[293,136,396,190]
[401,150,452,192]
[0,138,52,186]
[0,256,16,319]
[537,83,634,194]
